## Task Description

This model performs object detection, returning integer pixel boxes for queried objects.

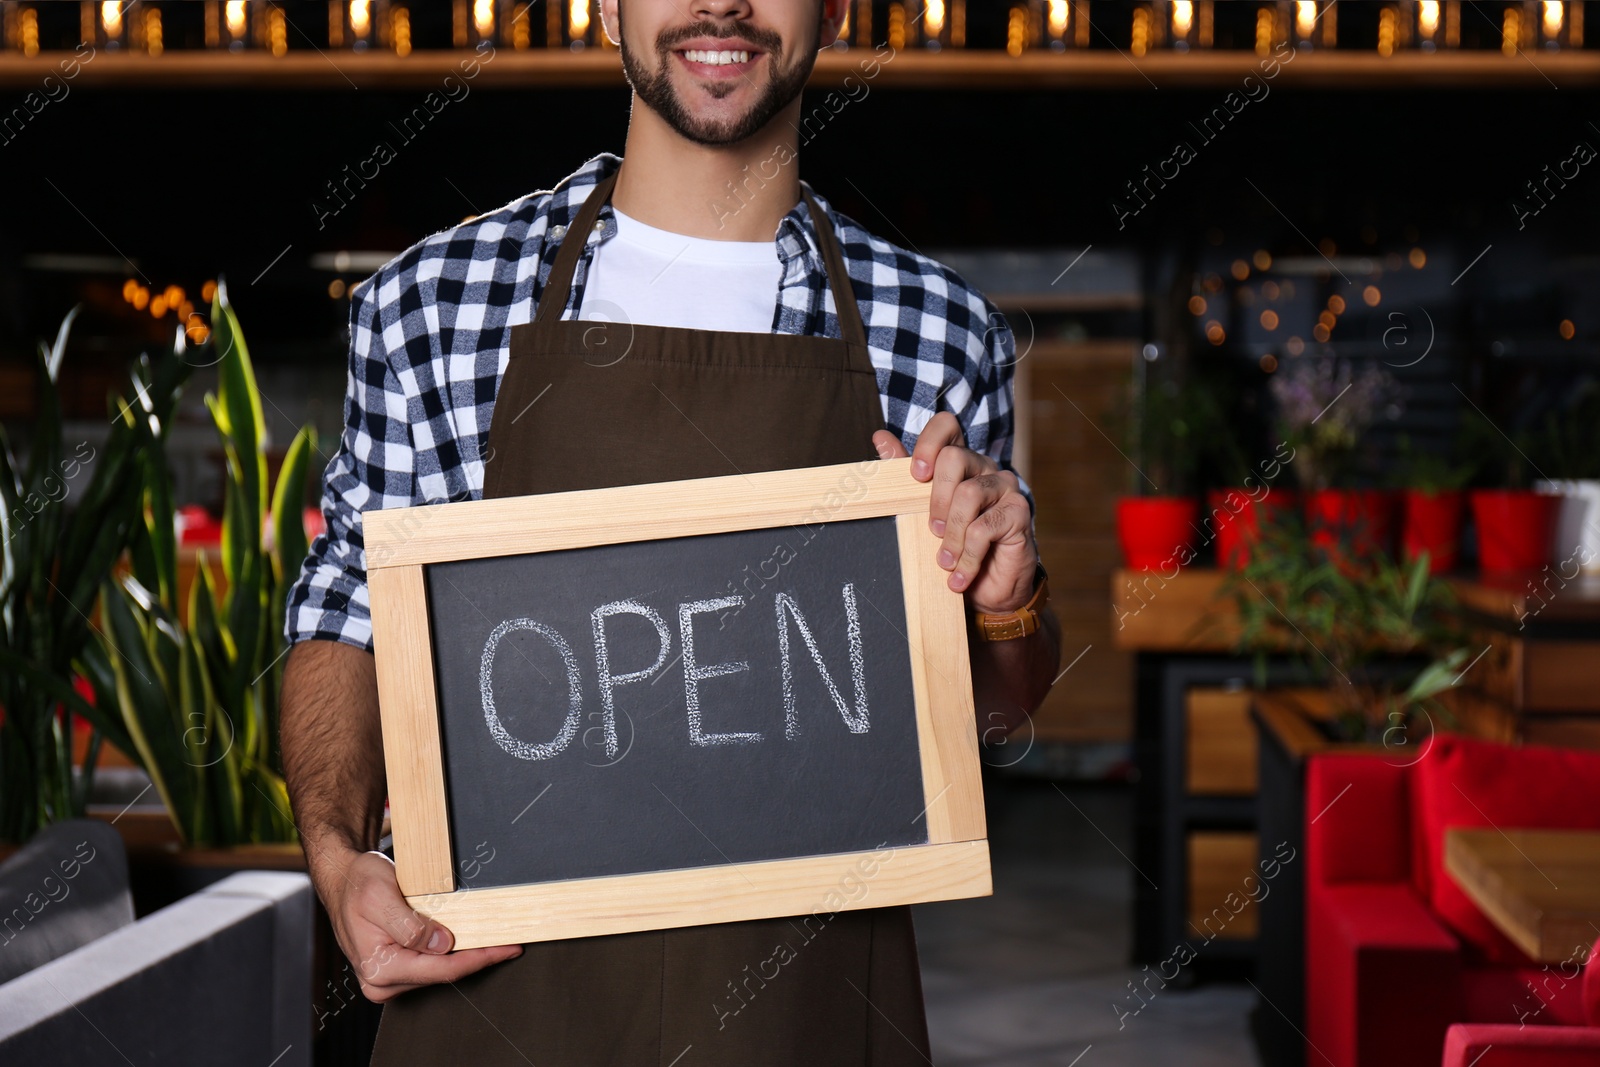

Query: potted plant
[1170,371,1297,570]
[74,281,317,850]
[1211,484,1300,570]
[1270,356,1401,561]
[1464,407,1561,573]
[1529,382,1600,574]
[1112,370,1204,571]
[1227,507,1468,742]
[0,311,189,844]
[1394,435,1476,575]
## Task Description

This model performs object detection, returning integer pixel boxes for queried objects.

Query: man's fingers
[929,446,994,536]
[937,472,1007,579]
[910,412,965,480]
[377,900,448,954]
[364,944,524,999]
[331,851,525,1003]
[360,944,525,1003]
[872,429,909,460]
[944,488,1032,594]
[353,862,453,955]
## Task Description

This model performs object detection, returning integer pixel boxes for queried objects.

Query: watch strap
[972,564,1049,641]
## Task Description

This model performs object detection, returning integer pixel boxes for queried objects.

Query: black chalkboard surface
[425,515,929,891]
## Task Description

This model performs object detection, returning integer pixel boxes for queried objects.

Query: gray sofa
[0,821,312,1066]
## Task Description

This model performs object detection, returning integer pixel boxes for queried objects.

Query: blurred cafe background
[3,2,1600,1065]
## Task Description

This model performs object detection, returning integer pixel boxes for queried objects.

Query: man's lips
[671,37,767,78]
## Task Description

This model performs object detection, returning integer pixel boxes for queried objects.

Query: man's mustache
[656,21,784,54]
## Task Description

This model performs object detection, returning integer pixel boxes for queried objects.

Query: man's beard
[619,15,816,146]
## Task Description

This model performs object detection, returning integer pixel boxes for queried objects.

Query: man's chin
[664,112,769,148]
[650,87,777,145]
[625,47,810,147]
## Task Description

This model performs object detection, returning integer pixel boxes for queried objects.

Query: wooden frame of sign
[366,457,989,950]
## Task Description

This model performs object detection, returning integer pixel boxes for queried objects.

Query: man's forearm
[281,639,389,886]
[969,604,1061,737]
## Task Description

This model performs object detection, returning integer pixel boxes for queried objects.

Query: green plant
[1110,369,1238,496]
[1462,405,1539,489]
[1225,508,1469,741]
[1393,434,1478,493]
[1529,380,1600,480]
[79,281,317,846]
[0,310,190,843]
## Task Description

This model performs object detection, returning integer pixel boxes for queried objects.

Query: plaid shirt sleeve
[965,291,1030,513]
[836,215,1030,514]
[284,274,418,652]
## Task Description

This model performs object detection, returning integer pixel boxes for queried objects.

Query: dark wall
[2,70,1597,497]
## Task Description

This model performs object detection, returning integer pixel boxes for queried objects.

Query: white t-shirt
[575,207,783,332]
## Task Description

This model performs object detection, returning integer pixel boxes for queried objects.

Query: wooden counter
[1450,571,1600,626]
[1111,567,1238,653]
[1113,566,1600,652]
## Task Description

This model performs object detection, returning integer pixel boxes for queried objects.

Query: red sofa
[1441,931,1600,1065]
[1305,734,1600,1067]
[1441,1021,1600,1066]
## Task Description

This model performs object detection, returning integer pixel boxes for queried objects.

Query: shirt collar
[543,151,832,278]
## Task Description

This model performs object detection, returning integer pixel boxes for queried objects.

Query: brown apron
[369,172,933,1066]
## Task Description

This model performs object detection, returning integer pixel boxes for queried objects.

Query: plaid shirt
[287,152,1025,651]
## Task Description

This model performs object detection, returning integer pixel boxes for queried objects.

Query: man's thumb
[395,910,453,954]
[873,430,909,459]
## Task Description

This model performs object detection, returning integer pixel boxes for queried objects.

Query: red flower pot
[1401,489,1465,574]
[1470,490,1561,573]
[177,504,222,546]
[1116,497,1200,572]
[302,505,326,542]
[1208,488,1300,570]
[1305,489,1396,559]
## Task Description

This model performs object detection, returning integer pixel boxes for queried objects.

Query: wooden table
[1444,827,1600,963]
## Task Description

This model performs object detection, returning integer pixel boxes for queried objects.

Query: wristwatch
[971,560,1049,641]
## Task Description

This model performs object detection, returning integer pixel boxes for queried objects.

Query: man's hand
[873,412,1038,614]
[317,848,523,1003]
[283,641,525,1003]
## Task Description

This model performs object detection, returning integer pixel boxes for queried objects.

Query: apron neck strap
[535,169,870,349]
[535,170,618,326]
[800,185,868,349]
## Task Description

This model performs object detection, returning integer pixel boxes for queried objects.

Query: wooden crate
[1475,631,1600,713]
[1186,831,1260,941]
[1185,687,1256,795]
[1522,717,1600,751]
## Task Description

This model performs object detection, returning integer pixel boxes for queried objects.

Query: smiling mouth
[679,48,755,65]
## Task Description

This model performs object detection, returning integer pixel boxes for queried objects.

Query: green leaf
[43,305,78,382]
[271,426,316,596]
[211,279,267,523]
[1404,647,1470,707]
[23,347,65,581]
[72,640,138,759]
[187,558,232,674]
[265,425,316,766]
[144,440,178,612]
[100,581,195,844]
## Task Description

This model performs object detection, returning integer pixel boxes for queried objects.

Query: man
[281,0,1061,1060]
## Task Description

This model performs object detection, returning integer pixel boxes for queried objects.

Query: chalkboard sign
[367,458,989,949]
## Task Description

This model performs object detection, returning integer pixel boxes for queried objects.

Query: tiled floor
[915,779,1261,1066]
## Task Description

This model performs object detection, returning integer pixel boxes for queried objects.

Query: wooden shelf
[5,49,1600,90]
[1448,571,1600,626]
[1111,566,1600,654]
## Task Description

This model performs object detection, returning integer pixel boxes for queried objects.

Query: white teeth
[683,48,750,65]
